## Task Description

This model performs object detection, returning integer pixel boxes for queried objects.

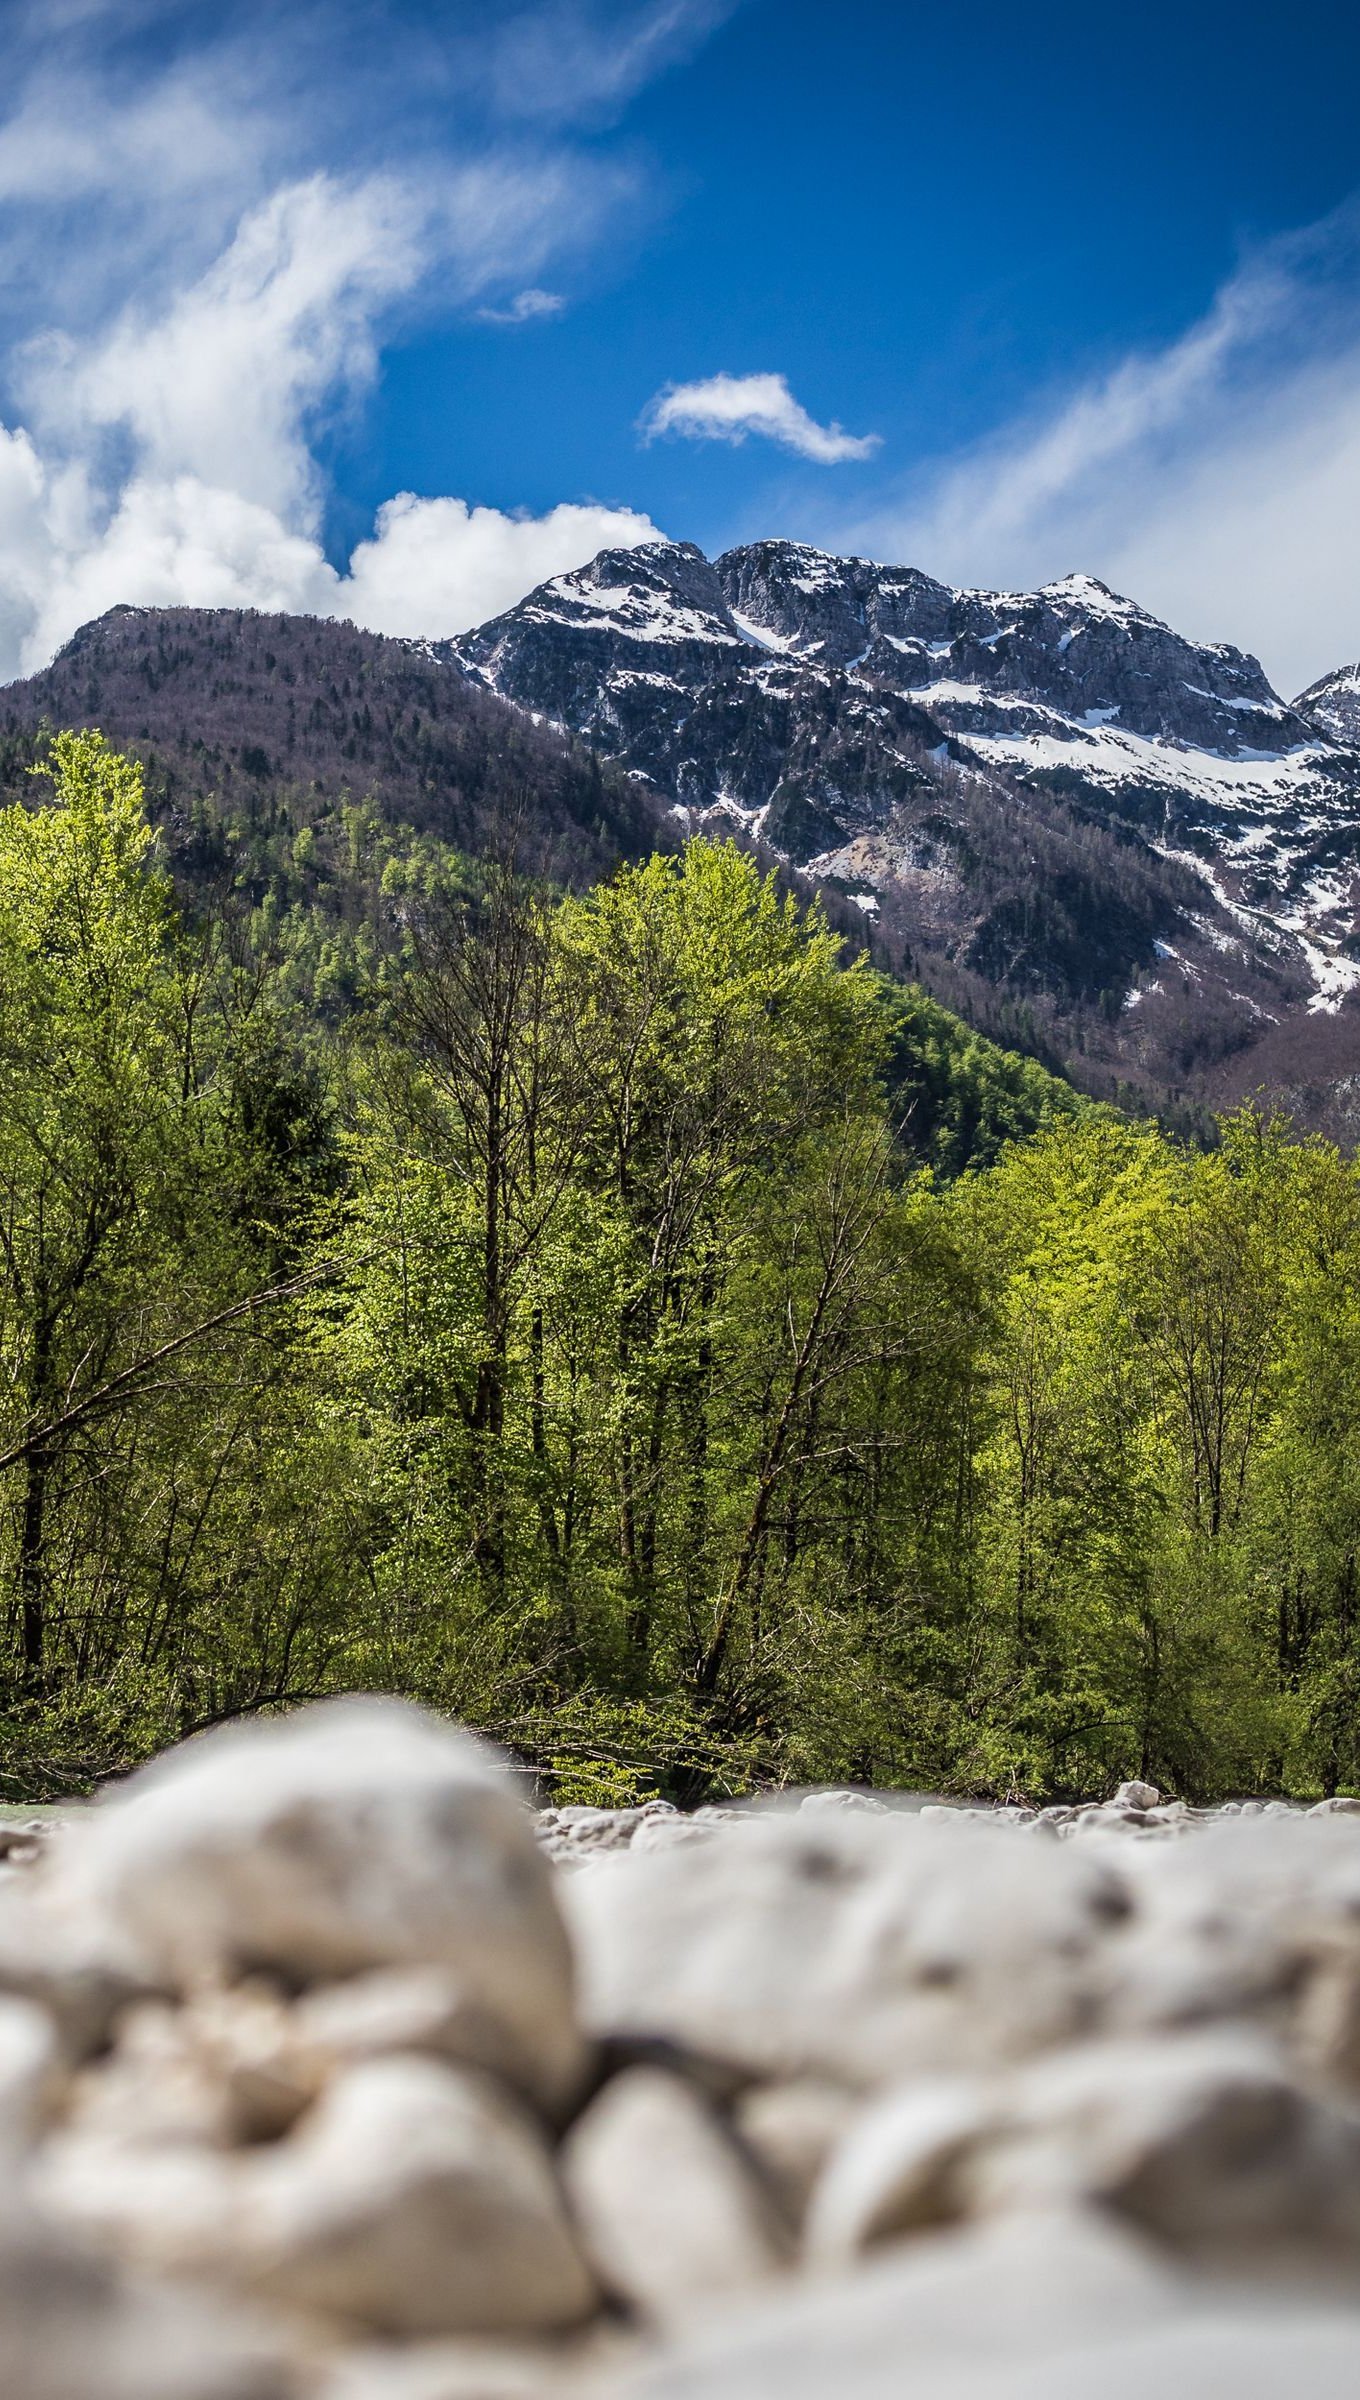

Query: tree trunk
[18,1313,56,1694]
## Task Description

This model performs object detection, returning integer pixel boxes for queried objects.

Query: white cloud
[333,491,659,634]
[641,370,880,463]
[475,286,567,325]
[22,174,428,524]
[16,150,606,518]
[477,0,741,126]
[5,472,338,674]
[0,5,683,683]
[835,209,1360,696]
[0,465,659,677]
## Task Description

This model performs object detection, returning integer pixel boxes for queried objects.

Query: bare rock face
[452,536,1360,1071]
[40,1697,585,2111]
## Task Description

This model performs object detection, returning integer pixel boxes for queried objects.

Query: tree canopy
[2,735,1358,1803]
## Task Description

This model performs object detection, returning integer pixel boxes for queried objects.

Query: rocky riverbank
[1,1705,1359,2397]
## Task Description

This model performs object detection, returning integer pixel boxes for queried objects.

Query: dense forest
[2,732,1358,1803]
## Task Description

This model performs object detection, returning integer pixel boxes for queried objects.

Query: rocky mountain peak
[701,545,1300,757]
[510,538,740,649]
[714,541,953,666]
[453,537,753,733]
[1295,662,1360,746]
[448,532,1360,1102]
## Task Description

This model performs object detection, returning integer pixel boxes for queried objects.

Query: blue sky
[1,0,1358,689]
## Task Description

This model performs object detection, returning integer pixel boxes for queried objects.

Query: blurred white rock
[610,2205,1172,2400]
[42,2049,597,2341]
[241,2055,597,2338]
[536,1803,679,1865]
[1104,1816,1360,2062]
[38,2120,248,2281]
[0,2204,297,2400]
[0,1994,63,2149]
[39,1697,584,2110]
[732,2078,859,2224]
[0,1877,149,2060]
[609,2204,1360,2400]
[562,2065,786,2326]
[564,1811,1129,2089]
[805,2075,995,2260]
[11,1700,1360,2400]
[974,2029,1360,2264]
[805,2026,1360,2273]
[319,2327,635,2400]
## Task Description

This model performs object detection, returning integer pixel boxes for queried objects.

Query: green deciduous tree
[0,735,350,1786]
[5,742,1359,1809]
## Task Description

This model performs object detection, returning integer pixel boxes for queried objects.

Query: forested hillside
[0,603,665,882]
[1,735,1358,1804]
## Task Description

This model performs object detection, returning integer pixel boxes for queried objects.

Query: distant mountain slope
[0,600,1094,1178]
[0,603,664,881]
[452,539,1360,1109]
[5,567,1360,1130]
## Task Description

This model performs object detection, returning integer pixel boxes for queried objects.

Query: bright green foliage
[323,844,970,1790]
[945,1113,1360,1797]
[876,978,1086,1175]
[3,744,1360,1802]
[0,735,351,1790]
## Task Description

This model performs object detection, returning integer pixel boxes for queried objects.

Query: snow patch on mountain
[452,535,1360,1045]
[1297,662,1360,746]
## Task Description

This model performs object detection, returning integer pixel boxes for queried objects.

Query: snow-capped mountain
[1297,662,1360,747]
[452,538,1360,1106]
[6,546,1360,1124]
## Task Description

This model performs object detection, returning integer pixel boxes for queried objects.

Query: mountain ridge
[0,600,668,881]
[448,535,1360,1113]
[5,546,1360,1131]
[449,535,1360,1120]
[1298,661,1360,746]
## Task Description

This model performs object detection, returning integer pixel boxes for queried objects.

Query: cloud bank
[0,2,680,681]
[334,493,658,634]
[835,208,1360,696]
[641,370,880,463]
[6,3,1357,702]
